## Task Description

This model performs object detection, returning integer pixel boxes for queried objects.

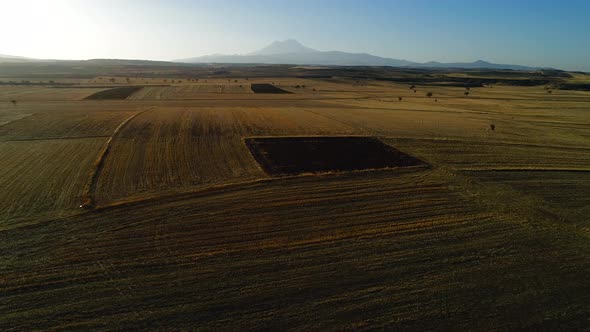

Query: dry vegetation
[94,107,265,205]
[0,138,106,226]
[1,66,589,329]
[0,86,110,101]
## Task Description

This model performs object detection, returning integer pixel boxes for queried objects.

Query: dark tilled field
[250,83,291,94]
[85,86,143,99]
[245,136,427,175]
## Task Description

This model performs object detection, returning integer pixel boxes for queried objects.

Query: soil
[245,136,427,176]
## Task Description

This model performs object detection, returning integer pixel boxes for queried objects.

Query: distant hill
[0,56,178,67]
[249,39,317,55]
[421,60,536,71]
[177,39,539,70]
[0,54,40,63]
[1,41,542,70]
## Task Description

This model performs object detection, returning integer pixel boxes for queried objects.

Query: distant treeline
[0,80,77,86]
[555,83,590,91]
[374,77,555,87]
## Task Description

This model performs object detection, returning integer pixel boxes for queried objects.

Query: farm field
[0,86,110,101]
[1,67,589,330]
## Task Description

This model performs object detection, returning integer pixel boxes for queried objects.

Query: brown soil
[245,136,427,176]
[250,83,291,93]
[85,86,143,99]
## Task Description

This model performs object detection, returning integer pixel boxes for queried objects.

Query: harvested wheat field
[1,65,590,330]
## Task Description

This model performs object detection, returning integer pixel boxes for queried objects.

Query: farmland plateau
[1,64,589,330]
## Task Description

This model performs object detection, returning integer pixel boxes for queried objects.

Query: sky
[1,0,589,71]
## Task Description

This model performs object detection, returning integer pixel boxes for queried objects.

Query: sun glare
[2,0,101,59]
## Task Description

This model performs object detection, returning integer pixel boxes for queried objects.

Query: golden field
[1,71,589,329]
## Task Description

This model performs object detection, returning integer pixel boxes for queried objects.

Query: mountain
[177,40,416,67]
[249,39,317,55]
[421,60,536,71]
[177,39,537,70]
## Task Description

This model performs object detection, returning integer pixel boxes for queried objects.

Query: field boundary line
[459,167,590,173]
[385,137,590,151]
[0,113,35,128]
[81,106,157,209]
[91,165,429,213]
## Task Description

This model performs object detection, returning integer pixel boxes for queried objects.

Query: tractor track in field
[81,106,157,209]
[0,114,35,128]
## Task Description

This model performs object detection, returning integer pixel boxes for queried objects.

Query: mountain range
[1,40,539,70]
[177,39,538,70]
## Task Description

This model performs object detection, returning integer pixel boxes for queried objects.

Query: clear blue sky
[2,0,589,71]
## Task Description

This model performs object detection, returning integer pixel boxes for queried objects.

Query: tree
[11,99,17,106]
[410,85,415,90]
[465,86,470,90]
[398,97,402,101]
[426,92,433,98]
[414,90,417,93]
[547,90,553,94]
[490,124,496,131]
[464,91,470,96]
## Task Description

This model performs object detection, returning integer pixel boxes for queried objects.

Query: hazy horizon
[2,0,589,71]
